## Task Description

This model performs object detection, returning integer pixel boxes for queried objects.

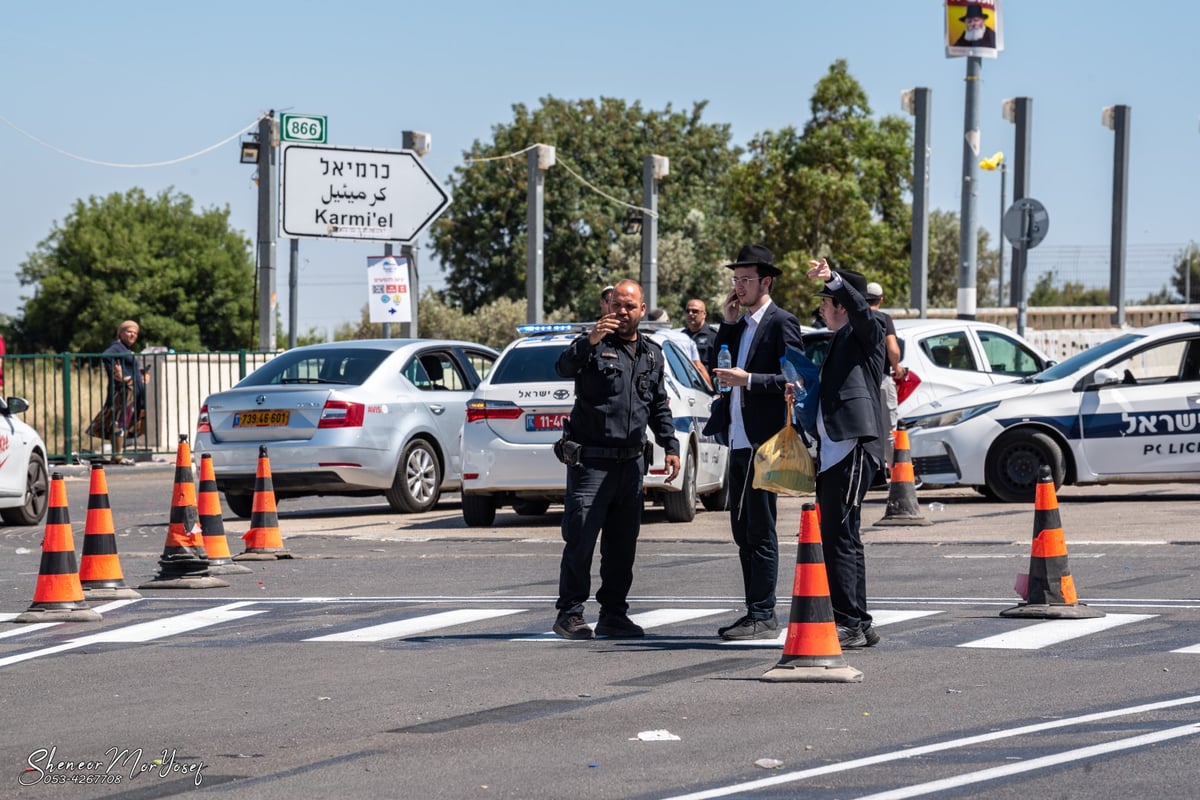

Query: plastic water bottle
[717,345,732,393]
[780,356,807,401]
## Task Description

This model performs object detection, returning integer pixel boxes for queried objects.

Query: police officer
[681,298,719,372]
[553,279,681,640]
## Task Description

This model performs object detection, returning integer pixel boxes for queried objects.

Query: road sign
[280,114,327,144]
[1003,197,1050,250]
[280,144,451,243]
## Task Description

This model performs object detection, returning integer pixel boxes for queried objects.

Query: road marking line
[1171,643,1200,654]
[957,613,1155,650]
[306,609,524,642]
[853,723,1200,800]
[871,609,943,626]
[513,608,732,642]
[0,602,264,668]
[659,695,1200,800]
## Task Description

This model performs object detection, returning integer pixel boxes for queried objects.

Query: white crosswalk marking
[513,608,730,641]
[958,613,1156,650]
[1170,643,1200,654]
[306,609,525,642]
[872,609,944,626]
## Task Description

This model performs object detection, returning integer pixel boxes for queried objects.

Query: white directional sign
[280,144,451,243]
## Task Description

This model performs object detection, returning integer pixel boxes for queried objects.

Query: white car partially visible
[0,395,49,526]
[460,324,728,526]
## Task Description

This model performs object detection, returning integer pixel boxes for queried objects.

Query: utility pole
[526,145,554,324]
[1104,104,1131,327]
[639,155,668,310]
[903,88,931,318]
[957,57,982,320]
[256,112,278,350]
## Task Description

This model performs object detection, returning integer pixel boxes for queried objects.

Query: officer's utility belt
[580,446,643,461]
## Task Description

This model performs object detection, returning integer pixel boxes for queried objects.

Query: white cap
[865,282,883,301]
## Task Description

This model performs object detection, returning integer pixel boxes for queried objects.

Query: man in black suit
[805,258,886,649]
[711,244,803,640]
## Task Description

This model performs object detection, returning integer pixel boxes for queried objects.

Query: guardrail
[889,304,1199,330]
[2,350,277,464]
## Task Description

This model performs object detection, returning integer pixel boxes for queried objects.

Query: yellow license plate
[234,410,290,428]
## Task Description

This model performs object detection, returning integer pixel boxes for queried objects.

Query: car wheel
[385,439,442,513]
[225,491,253,519]
[512,500,550,516]
[663,449,698,523]
[0,452,49,526]
[985,430,1065,503]
[462,493,497,527]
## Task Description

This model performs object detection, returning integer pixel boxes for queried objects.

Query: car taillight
[319,400,365,428]
[196,403,211,433]
[465,399,523,423]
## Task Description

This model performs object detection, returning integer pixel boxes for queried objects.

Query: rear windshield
[490,344,569,384]
[238,348,390,386]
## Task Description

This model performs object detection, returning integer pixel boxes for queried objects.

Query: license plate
[234,410,290,428]
[526,413,569,431]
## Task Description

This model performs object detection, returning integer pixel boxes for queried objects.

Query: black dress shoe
[720,616,779,641]
[595,612,644,638]
[717,614,750,637]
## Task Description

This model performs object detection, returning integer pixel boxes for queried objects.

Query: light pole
[1102,105,1130,327]
[902,87,931,317]
[979,151,1006,306]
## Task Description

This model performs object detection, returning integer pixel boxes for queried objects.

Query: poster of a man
[945,0,1003,58]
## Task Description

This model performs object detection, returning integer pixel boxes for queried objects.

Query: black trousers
[727,448,779,620]
[557,457,644,616]
[816,446,879,631]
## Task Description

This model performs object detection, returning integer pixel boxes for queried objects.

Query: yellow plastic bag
[752,412,815,496]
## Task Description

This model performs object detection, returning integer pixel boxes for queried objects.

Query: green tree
[1155,242,1200,304]
[13,188,255,353]
[727,60,913,313]
[923,209,1000,308]
[1028,272,1109,306]
[429,97,741,318]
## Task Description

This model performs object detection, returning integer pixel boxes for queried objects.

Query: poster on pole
[945,1,1003,59]
[367,255,412,323]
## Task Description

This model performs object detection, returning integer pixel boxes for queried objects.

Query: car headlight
[905,401,1000,431]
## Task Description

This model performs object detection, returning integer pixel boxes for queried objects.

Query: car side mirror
[4,396,30,414]
[1092,368,1121,386]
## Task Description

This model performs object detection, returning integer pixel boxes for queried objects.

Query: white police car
[904,319,1200,502]
[0,395,49,526]
[460,323,728,526]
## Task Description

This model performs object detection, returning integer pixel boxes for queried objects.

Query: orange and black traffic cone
[1000,465,1104,619]
[761,503,862,683]
[197,454,252,575]
[235,446,292,560]
[875,423,930,526]
[13,473,102,622]
[78,463,141,600]
[139,435,229,589]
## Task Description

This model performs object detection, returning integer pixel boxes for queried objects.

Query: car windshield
[1032,333,1143,383]
[238,348,391,386]
[490,344,568,384]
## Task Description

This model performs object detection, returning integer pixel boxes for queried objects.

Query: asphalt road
[2,466,1199,799]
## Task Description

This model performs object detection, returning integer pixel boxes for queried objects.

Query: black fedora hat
[959,3,989,21]
[814,268,869,299]
[724,244,783,277]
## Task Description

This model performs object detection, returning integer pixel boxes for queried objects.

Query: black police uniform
[554,331,679,620]
[682,324,719,372]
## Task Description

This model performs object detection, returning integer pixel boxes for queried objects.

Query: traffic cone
[761,503,863,683]
[13,473,102,622]
[139,435,229,589]
[197,454,252,575]
[234,445,292,560]
[78,464,141,600]
[1000,465,1104,619]
[875,423,930,526]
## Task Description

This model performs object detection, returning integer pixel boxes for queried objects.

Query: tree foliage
[429,97,741,319]
[1028,272,1110,306]
[726,60,913,314]
[924,209,1000,308]
[13,188,255,353]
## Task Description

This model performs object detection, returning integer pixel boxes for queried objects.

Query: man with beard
[710,244,803,640]
[953,4,996,49]
[553,280,681,640]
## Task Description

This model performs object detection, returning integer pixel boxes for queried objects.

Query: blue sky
[2,1,1196,344]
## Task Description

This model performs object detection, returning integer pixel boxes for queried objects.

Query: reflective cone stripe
[889,429,916,484]
[79,465,127,586]
[30,477,85,605]
[197,454,234,560]
[773,504,849,667]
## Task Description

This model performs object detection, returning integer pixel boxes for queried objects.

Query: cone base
[1000,602,1106,619]
[234,550,293,561]
[83,586,143,600]
[14,605,103,623]
[874,514,931,526]
[138,575,231,590]
[761,664,863,683]
[206,561,254,575]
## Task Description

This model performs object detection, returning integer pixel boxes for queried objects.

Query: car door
[1078,336,1200,477]
[404,348,483,479]
[658,339,724,488]
[974,328,1048,382]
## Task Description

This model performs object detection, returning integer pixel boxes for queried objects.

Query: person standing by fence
[97,320,151,465]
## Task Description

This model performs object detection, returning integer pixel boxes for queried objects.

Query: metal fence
[2,350,277,464]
